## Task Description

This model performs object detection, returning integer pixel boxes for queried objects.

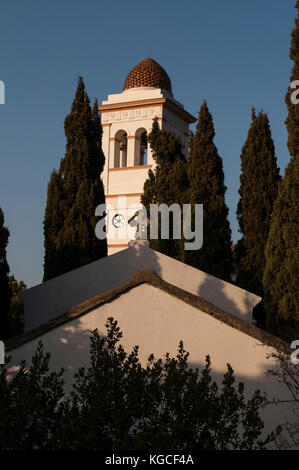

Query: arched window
[120,132,127,167]
[139,131,147,166]
[114,130,127,168]
[135,128,148,166]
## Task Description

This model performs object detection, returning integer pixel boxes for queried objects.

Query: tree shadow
[186,357,295,446]
[7,316,294,447]
[196,271,259,323]
[21,243,163,331]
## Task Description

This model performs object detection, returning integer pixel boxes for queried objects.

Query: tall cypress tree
[43,78,107,281]
[0,207,11,340]
[43,170,65,281]
[236,109,280,296]
[141,119,188,261]
[185,101,232,280]
[263,1,299,338]
[8,275,26,337]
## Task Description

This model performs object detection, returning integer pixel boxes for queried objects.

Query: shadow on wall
[127,241,163,279]
[186,358,294,447]
[21,241,164,331]
[196,271,257,322]
[7,319,98,389]
[130,241,259,322]
[7,318,294,447]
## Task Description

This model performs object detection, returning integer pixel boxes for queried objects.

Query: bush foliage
[0,318,280,450]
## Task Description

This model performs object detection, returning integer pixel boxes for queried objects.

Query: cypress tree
[0,207,11,340]
[8,275,26,336]
[43,78,107,281]
[43,170,65,281]
[236,109,280,296]
[185,101,232,280]
[263,1,299,338]
[141,119,188,261]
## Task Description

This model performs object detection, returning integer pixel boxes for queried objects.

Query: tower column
[109,138,117,168]
[127,136,136,167]
[101,124,111,192]
[99,57,196,255]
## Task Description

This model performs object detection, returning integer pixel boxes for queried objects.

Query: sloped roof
[20,241,262,332]
[6,270,288,353]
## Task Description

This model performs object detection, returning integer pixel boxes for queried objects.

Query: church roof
[123,58,172,93]
[18,240,261,331]
[6,270,288,353]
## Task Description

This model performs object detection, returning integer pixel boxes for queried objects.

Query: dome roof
[123,58,172,93]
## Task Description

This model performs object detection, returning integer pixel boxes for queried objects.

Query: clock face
[112,213,125,228]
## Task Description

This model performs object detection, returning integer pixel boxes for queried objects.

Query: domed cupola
[123,58,172,94]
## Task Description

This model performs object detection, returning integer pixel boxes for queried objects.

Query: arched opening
[135,128,148,166]
[114,130,127,168]
[139,131,147,166]
[120,132,127,167]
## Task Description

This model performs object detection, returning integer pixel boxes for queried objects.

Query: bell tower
[99,58,196,255]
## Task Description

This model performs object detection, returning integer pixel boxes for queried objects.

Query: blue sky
[0,0,296,288]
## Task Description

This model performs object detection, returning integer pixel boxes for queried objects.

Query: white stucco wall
[9,284,294,446]
[101,87,191,193]
[106,166,151,196]
[21,242,261,331]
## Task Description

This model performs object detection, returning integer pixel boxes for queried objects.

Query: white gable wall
[10,284,293,446]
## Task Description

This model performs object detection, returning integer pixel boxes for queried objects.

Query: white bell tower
[99,58,196,255]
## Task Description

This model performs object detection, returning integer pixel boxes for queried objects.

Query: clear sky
[0,0,296,288]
